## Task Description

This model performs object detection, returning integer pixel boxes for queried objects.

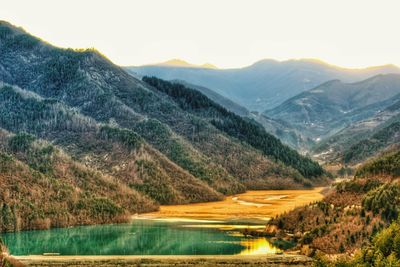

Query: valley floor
[3,188,326,266]
[142,188,326,222]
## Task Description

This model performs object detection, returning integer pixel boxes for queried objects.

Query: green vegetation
[0,84,227,208]
[0,23,39,51]
[363,182,400,221]
[44,49,84,88]
[133,160,179,204]
[336,179,382,194]
[269,147,400,264]
[76,197,123,222]
[8,132,35,152]
[356,220,400,266]
[0,133,157,232]
[355,150,400,178]
[99,125,142,150]
[143,76,325,178]
[337,166,354,177]
[344,122,400,163]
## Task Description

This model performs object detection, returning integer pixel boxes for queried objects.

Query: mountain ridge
[128,58,400,112]
[265,74,400,143]
[141,58,218,69]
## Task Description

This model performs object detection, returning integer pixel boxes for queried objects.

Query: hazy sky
[1,0,399,68]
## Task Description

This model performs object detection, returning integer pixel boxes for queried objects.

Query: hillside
[0,21,327,231]
[143,77,324,179]
[171,80,250,117]
[342,121,400,164]
[268,148,400,256]
[0,84,223,205]
[265,74,400,142]
[128,59,400,112]
[0,129,158,232]
[313,98,400,164]
[170,80,310,151]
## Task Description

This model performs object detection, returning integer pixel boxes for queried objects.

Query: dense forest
[355,150,400,178]
[143,76,325,178]
[343,121,400,164]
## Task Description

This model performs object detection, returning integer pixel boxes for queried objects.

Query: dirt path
[142,188,325,222]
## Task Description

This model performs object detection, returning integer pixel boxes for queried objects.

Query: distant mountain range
[127,59,400,112]
[0,21,326,232]
[265,74,400,139]
[265,74,400,162]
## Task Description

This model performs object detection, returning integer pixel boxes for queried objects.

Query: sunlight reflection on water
[239,237,281,255]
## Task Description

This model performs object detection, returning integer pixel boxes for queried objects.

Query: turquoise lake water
[0,219,279,256]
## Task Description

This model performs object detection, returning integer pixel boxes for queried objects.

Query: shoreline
[14,254,314,267]
[3,188,325,266]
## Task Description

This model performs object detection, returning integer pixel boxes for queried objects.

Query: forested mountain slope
[0,21,327,231]
[171,80,310,151]
[0,129,157,232]
[0,84,222,205]
[171,80,250,117]
[313,98,400,164]
[143,77,324,179]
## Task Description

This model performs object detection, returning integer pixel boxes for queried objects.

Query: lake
[0,219,280,256]
[1,189,325,256]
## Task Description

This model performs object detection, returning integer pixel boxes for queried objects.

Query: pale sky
[1,0,399,68]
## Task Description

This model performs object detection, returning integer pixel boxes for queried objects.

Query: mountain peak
[160,59,192,67]
[155,59,218,69]
[200,63,218,69]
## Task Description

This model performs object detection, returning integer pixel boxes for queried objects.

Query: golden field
[143,188,325,222]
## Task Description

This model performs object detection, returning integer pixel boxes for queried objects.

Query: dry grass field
[143,188,325,222]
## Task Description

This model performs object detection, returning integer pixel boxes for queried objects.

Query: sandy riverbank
[142,188,325,222]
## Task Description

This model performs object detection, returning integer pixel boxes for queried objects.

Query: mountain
[143,77,324,179]
[313,99,400,164]
[0,21,327,231]
[127,59,400,112]
[154,80,314,151]
[265,74,400,143]
[253,114,315,153]
[145,59,218,69]
[171,80,250,117]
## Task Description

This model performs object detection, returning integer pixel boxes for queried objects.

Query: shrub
[8,132,35,152]
[99,125,142,150]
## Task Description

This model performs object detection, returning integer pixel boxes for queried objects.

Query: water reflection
[0,219,279,256]
[239,238,280,255]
